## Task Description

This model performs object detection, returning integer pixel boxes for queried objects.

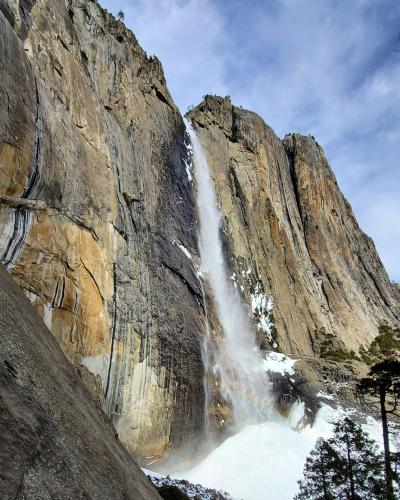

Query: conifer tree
[295,438,338,500]
[358,360,400,499]
[295,417,385,500]
[329,418,384,499]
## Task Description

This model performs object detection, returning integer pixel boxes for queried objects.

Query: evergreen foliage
[294,439,338,500]
[358,360,400,499]
[360,325,400,364]
[295,417,385,499]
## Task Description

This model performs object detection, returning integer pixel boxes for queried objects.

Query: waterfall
[184,119,272,429]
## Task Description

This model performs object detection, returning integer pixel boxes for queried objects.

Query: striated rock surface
[187,95,400,362]
[0,263,160,499]
[0,0,205,457]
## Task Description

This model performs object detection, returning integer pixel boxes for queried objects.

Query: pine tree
[295,417,385,499]
[358,360,400,499]
[392,452,400,498]
[329,418,384,499]
[295,439,338,500]
[117,10,125,22]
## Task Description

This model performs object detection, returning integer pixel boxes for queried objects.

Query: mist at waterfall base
[174,405,335,500]
[159,121,347,500]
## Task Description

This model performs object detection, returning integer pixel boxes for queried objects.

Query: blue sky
[102,0,400,281]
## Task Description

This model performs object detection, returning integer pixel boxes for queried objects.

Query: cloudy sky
[102,0,400,281]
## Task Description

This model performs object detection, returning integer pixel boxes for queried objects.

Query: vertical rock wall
[0,0,205,457]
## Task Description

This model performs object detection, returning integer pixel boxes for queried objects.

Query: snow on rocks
[172,239,193,261]
[143,468,233,500]
[233,266,274,339]
[263,351,296,376]
[250,282,273,337]
[315,390,335,401]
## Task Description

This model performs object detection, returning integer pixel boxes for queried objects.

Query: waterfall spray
[185,119,272,429]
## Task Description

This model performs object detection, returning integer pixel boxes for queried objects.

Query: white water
[184,119,272,427]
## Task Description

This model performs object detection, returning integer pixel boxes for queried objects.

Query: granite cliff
[188,96,399,356]
[0,0,205,458]
[0,0,399,461]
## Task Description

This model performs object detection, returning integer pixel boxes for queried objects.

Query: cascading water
[184,119,273,428]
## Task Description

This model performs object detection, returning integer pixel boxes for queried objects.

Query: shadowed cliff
[0,263,160,499]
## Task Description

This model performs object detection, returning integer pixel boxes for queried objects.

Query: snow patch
[316,390,335,400]
[230,269,274,338]
[81,353,110,391]
[177,243,192,261]
[172,240,193,261]
[230,272,239,289]
[241,268,252,278]
[195,266,204,280]
[263,351,296,376]
[144,468,233,499]
[250,282,273,338]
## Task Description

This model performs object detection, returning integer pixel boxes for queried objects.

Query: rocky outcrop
[0,0,205,458]
[0,263,160,499]
[187,96,400,358]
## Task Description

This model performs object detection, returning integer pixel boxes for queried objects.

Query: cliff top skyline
[102,0,400,281]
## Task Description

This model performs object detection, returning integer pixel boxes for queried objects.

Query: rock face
[0,263,160,499]
[1,0,399,459]
[0,0,205,457]
[187,96,400,357]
